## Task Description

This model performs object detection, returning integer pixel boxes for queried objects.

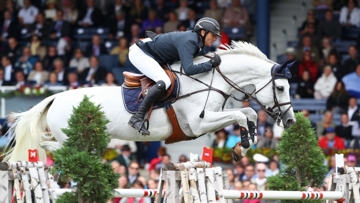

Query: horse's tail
[2,94,57,162]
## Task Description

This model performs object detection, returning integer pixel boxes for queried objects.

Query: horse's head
[253,60,296,129]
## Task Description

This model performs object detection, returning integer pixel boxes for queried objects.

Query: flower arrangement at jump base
[0,85,55,98]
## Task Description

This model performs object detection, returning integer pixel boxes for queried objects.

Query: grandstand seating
[72,27,109,41]
[223,27,246,40]
[99,55,119,72]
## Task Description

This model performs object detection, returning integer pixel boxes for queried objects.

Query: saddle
[123,65,177,101]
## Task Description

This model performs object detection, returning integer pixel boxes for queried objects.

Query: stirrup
[137,119,149,135]
[128,117,150,136]
[239,126,250,148]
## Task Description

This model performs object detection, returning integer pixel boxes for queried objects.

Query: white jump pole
[53,189,344,201]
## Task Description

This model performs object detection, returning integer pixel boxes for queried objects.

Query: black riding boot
[128,80,166,135]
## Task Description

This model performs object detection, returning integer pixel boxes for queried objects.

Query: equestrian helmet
[194,17,222,37]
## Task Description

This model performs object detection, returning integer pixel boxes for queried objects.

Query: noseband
[215,64,293,124]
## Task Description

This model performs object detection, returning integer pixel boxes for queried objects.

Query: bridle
[215,64,293,125]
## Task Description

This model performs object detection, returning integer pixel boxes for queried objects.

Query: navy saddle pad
[122,80,180,114]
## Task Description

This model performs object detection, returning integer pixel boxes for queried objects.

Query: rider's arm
[178,40,212,75]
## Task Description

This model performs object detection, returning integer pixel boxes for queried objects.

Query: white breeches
[129,38,171,89]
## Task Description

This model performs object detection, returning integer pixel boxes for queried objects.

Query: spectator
[342,64,360,98]
[316,111,336,139]
[212,128,229,148]
[222,0,251,32]
[300,10,319,35]
[61,0,78,24]
[298,50,319,83]
[69,48,90,74]
[234,162,245,181]
[269,160,279,176]
[30,12,51,39]
[257,110,272,138]
[318,127,346,150]
[0,68,12,86]
[313,65,337,99]
[142,9,163,33]
[77,0,102,27]
[299,23,320,48]
[129,0,148,27]
[318,9,342,40]
[109,11,129,40]
[43,46,61,71]
[302,109,317,129]
[1,55,16,84]
[49,10,72,40]
[204,0,223,26]
[110,37,129,67]
[178,154,188,162]
[115,144,135,171]
[327,53,344,80]
[85,34,108,57]
[347,97,360,122]
[163,11,179,33]
[52,58,68,85]
[5,0,18,21]
[319,37,339,68]
[0,10,18,43]
[148,146,167,171]
[80,55,107,85]
[13,70,28,87]
[27,61,49,85]
[18,0,39,28]
[152,0,169,21]
[285,47,299,82]
[44,71,62,86]
[326,81,350,111]
[14,47,38,76]
[256,126,278,149]
[226,124,241,148]
[347,154,357,166]
[44,0,58,21]
[175,0,190,22]
[335,113,353,148]
[101,72,117,86]
[67,71,80,87]
[296,35,320,63]
[339,0,360,27]
[107,0,129,21]
[253,162,267,190]
[182,9,197,30]
[117,175,130,189]
[295,70,315,98]
[342,45,360,76]
[127,161,145,186]
[29,34,47,60]
[3,37,22,64]
[57,37,73,62]
[242,165,255,182]
[226,168,236,189]
[159,154,171,169]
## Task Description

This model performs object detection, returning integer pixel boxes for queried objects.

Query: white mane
[212,41,275,64]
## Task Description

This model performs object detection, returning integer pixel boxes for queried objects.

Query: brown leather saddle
[123,65,194,144]
[123,65,177,101]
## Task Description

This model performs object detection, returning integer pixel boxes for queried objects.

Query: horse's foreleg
[39,141,63,153]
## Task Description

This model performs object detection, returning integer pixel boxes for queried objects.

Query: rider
[128,17,222,136]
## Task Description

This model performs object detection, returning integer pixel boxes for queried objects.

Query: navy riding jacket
[137,30,213,75]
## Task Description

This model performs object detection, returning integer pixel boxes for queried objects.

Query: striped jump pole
[53,189,344,201]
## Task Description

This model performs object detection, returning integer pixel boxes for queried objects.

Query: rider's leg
[128,39,171,135]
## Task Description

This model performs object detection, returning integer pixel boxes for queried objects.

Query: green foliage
[267,112,328,203]
[52,96,119,203]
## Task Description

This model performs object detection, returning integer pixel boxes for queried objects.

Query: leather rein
[164,55,293,123]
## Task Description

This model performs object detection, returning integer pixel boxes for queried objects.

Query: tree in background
[267,112,327,203]
[52,96,119,203]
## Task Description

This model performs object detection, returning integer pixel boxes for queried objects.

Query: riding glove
[210,54,221,67]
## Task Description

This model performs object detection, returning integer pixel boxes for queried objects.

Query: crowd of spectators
[0,0,256,88]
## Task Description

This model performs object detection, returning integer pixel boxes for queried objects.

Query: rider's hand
[210,54,221,67]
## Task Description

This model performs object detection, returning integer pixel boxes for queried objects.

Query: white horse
[2,41,296,162]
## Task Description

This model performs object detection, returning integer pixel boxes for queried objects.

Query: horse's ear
[277,60,295,73]
[285,60,296,70]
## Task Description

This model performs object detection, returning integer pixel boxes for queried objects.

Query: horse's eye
[277,86,284,92]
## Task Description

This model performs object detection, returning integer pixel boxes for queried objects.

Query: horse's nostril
[287,119,294,125]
